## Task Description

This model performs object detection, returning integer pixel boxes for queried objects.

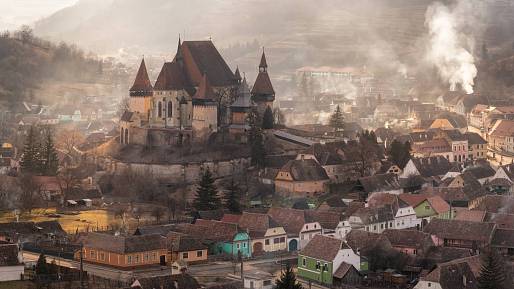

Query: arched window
[120,127,124,144]
[168,101,172,118]
[158,101,162,118]
[124,129,129,144]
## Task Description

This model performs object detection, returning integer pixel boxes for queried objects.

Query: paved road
[23,251,297,282]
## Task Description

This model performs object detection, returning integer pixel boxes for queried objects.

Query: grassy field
[0,208,115,233]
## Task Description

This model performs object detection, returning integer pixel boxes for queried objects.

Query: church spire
[176,36,184,65]
[259,48,268,72]
[234,66,242,83]
[129,57,153,96]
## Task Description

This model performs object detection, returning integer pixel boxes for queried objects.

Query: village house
[411,138,453,160]
[382,229,433,256]
[465,132,487,160]
[167,233,208,264]
[399,156,451,180]
[491,228,514,256]
[440,129,469,163]
[462,163,496,184]
[423,219,496,253]
[336,205,395,239]
[356,173,402,196]
[399,194,452,226]
[0,241,24,281]
[185,219,251,258]
[267,207,322,251]
[413,256,481,289]
[488,119,514,155]
[469,104,491,129]
[237,212,287,255]
[275,158,330,198]
[297,235,361,286]
[78,232,169,268]
[365,192,420,230]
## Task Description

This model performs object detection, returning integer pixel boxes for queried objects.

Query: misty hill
[34,0,514,86]
[0,28,104,109]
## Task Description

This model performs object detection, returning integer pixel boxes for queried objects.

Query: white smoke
[425,1,478,94]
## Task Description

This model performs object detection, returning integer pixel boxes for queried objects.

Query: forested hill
[0,27,104,109]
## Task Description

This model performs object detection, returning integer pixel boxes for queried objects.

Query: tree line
[20,126,59,176]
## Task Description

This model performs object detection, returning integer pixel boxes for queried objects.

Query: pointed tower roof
[251,51,275,99]
[130,58,153,96]
[233,76,252,108]
[193,72,216,102]
[176,36,183,61]
[259,49,268,69]
[234,67,242,82]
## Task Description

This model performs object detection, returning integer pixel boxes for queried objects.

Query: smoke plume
[425,1,478,94]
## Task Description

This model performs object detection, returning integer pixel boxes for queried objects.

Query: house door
[160,255,166,266]
[253,242,263,255]
[289,239,298,251]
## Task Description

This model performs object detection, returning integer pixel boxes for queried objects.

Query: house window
[263,280,272,286]
[237,243,240,249]
[316,261,321,270]
[99,252,105,261]
[280,237,286,243]
[302,258,306,267]
[182,252,189,259]
[425,205,430,210]
[152,252,157,260]
[168,101,173,118]
[135,255,140,263]
[197,251,203,258]
[382,224,385,229]
[127,256,132,264]
[389,222,393,227]
[90,250,96,259]
[274,238,280,244]
[265,239,270,245]
[243,243,247,248]
[144,253,149,262]
[323,263,328,271]
[428,283,431,287]
[158,101,162,117]
[373,225,377,231]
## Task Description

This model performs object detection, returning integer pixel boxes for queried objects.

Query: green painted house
[400,194,454,227]
[298,235,361,285]
[194,219,251,258]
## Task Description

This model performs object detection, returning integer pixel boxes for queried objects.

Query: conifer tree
[42,129,59,176]
[329,105,345,135]
[20,126,40,173]
[36,253,50,275]
[224,180,241,213]
[387,140,412,168]
[262,106,274,129]
[192,168,221,211]
[275,265,302,289]
[478,249,507,289]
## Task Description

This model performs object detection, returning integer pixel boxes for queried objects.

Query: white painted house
[0,242,24,282]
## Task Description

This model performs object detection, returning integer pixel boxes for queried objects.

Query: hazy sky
[0,0,77,30]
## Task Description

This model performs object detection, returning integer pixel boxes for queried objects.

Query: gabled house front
[237,212,287,255]
[267,207,322,251]
[298,235,361,285]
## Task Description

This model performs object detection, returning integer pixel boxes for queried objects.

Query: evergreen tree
[329,105,345,135]
[247,108,266,168]
[478,249,507,289]
[224,180,242,213]
[275,265,302,289]
[192,168,221,211]
[42,129,59,176]
[262,106,274,129]
[20,126,40,174]
[387,140,412,168]
[36,253,50,275]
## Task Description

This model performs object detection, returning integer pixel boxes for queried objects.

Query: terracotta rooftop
[130,58,154,95]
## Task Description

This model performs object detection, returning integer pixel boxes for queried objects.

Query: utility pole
[238,250,243,281]
[80,243,84,289]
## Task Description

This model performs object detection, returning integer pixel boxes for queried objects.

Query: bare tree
[17,174,41,214]
[151,207,165,224]
[58,168,81,201]
[56,129,85,153]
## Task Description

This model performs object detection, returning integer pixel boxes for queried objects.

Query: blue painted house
[195,219,252,258]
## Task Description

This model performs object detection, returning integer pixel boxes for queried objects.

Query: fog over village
[2,1,514,289]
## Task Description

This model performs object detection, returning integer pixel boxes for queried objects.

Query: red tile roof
[193,73,216,100]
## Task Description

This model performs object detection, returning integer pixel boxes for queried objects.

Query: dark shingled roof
[237,212,279,234]
[345,230,392,254]
[333,262,357,279]
[267,208,310,235]
[130,58,153,95]
[180,40,238,87]
[358,173,400,193]
[411,156,451,177]
[491,228,514,248]
[84,232,166,254]
[304,210,342,230]
[423,219,496,243]
[120,111,134,122]
[0,242,20,266]
[423,246,473,264]
[154,61,194,94]
[251,52,275,99]
[465,132,487,145]
[300,235,343,261]
[382,229,433,249]
[279,159,330,182]
[168,233,208,252]
[352,205,395,225]
[423,258,479,289]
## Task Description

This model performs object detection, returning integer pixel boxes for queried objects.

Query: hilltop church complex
[120,39,275,147]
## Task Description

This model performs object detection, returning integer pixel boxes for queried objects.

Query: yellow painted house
[237,212,288,255]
